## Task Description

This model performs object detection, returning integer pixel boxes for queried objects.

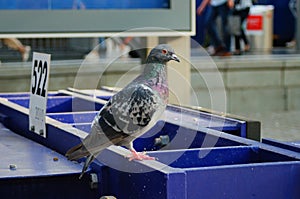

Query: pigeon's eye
[162,49,168,54]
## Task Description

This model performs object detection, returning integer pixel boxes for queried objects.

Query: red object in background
[247,15,263,31]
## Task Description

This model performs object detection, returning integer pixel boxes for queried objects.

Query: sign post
[246,15,263,34]
[29,52,51,138]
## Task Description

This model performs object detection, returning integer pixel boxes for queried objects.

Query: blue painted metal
[93,144,300,199]
[6,95,103,113]
[0,91,248,138]
[0,96,85,155]
[0,123,100,198]
[0,90,300,199]
[62,88,249,138]
[184,162,300,199]
[0,0,170,10]
[165,105,247,138]
[0,123,81,178]
[263,138,300,153]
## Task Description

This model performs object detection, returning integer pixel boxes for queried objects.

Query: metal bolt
[39,129,44,136]
[90,173,98,189]
[154,135,170,146]
[9,164,17,170]
[100,196,117,199]
[30,126,35,132]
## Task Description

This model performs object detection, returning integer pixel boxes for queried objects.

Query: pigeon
[65,44,180,179]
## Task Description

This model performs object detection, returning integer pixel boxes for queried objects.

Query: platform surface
[0,123,82,179]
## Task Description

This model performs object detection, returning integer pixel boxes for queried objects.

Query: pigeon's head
[147,44,180,64]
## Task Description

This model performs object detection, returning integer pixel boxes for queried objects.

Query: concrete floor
[193,47,300,142]
[243,111,300,142]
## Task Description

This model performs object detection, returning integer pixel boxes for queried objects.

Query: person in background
[233,0,252,55]
[2,38,31,62]
[73,0,85,9]
[197,0,235,56]
[286,0,297,48]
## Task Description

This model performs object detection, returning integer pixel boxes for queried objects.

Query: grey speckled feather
[65,44,180,179]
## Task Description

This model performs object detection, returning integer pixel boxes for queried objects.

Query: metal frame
[0,0,195,38]
[0,91,299,199]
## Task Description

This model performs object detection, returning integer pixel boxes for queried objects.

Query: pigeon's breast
[151,83,168,103]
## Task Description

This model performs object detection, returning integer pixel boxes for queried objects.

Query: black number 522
[31,59,48,97]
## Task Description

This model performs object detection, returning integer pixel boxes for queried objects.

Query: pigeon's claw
[127,149,156,161]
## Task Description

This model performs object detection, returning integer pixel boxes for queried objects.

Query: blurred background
[0,0,299,141]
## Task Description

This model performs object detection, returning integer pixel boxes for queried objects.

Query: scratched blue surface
[0,125,100,199]
[0,123,82,178]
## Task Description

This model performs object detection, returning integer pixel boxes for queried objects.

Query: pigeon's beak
[171,53,180,62]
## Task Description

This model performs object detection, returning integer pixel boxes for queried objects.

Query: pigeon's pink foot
[127,150,156,161]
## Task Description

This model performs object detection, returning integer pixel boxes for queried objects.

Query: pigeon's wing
[65,114,125,161]
[101,83,164,135]
[66,83,164,160]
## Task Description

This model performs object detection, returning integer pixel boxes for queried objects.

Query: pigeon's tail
[66,144,96,179]
[79,155,95,179]
[65,118,109,161]
[65,143,90,161]
[65,116,129,179]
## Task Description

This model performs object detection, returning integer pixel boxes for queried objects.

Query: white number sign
[29,52,51,138]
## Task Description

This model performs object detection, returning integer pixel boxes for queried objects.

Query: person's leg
[3,38,23,51]
[3,38,31,61]
[219,3,231,52]
[234,35,241,54]
[233,10,242,54]
[240,8,250,51]
[206,6,223,49]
